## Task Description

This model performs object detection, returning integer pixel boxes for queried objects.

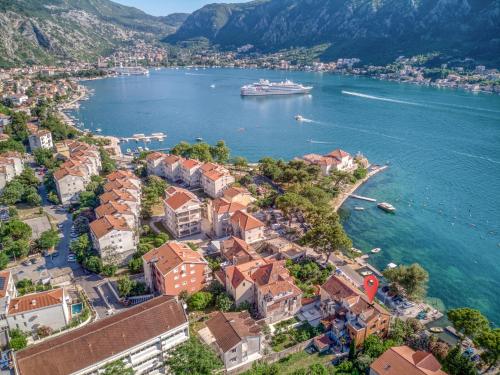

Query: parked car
[22,260,30,266]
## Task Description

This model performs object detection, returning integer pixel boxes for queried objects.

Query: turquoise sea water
[73,69,500,324]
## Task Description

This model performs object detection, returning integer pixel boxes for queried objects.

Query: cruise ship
[241,79,312,96]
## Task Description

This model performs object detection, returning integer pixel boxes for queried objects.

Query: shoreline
[332,164,388,212]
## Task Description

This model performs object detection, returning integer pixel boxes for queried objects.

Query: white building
[302,149,355,176]
[200,163,235,198]
[28,129,53,151]
[209,198,246,238]
[0,114,11,132]
[230,210,265,244]
[14,296,189,375]
[89,215,137,265]
[163,186,202,239]
[0,152,24,192]
[53,167,87,204]
[6,288,70,333]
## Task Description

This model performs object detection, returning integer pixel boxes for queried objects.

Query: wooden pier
[350,194,377,202]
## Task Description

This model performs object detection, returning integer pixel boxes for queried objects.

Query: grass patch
[16,205,44,220]
[150,202,165,217]
[271,322,323,352]
[275,351,335,374]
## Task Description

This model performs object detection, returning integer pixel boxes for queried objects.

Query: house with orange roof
[162,154,184,181]
[370,346,448,375]
[95,200,137,229]
[209,198,247,237]
[89,215,136,264]
[180,158,202,187]
[319,274,391,348]
[200,162,235,198]
[221,236,260,265]
[230,210,265,244]
[6,288,70,333]
[163,187,202,238]
[146,152,166,177]
[142,242,210,296]
[99,189,139,215]
[302,148,354,176]
[103,178,141,202]
[220,259,302,322]
[223,186,256,207]
[106,169,141,189]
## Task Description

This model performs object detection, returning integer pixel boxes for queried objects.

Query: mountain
[0,0,187,66]
[165,0,500,66]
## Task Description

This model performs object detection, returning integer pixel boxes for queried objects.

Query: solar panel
[0,277,6,291]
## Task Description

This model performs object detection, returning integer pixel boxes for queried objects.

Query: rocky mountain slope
[0,0,186,66]
[166,0,500,66]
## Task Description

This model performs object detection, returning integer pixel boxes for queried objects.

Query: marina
[119,133,167,143]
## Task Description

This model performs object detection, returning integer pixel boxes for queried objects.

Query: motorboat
[371,248,382,254]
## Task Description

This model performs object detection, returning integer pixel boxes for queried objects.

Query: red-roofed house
[146,152,166,177]
[142,242,209,296]
[302,148,354,176]
[200,163,235,198]
[209,198,247,237]
[89,215,136,264]
[370,346,448,375]
[180,159,202,187]
[6,288,70,333]
[163,187,202,238]
[230,210,265,244]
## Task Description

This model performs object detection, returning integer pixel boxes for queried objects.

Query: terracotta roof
[224,259,269,289]
[205,311,262,353]
[223,187,251,200]
[146,152,164,161]
[103,179,138,192]
[106,170,138,181]
[163,154,182,165]
[325,149,351,159]
[95,201,133,218]
[203,169,226,182]
[370,346,447,375]
[142,242,207,275]
[221,236,260,264]
[53,167,84,180]
[0,271,11,298]
[252,260,292,286]
[8,288,64,315]
[213,198,246,215]
[200,162,218,173]
[14,296,187,375]
[182,158,200,170]
[230,210,264,231]
[100,189,136,204]
[165,190,199,211]
[89,215,131,239]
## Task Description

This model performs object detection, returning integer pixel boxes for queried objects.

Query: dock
[120,133,166,143]
[350,194,377,202]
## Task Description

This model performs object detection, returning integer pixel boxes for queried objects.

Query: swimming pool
[71,303,83,315]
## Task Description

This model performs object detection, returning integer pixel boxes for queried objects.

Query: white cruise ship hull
[241,88,312,96]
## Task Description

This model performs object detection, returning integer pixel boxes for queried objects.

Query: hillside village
[0,65,496,375]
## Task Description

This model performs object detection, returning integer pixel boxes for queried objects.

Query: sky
[115,0,249,16]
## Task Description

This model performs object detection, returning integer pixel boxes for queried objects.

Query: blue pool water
[72,68,500,325]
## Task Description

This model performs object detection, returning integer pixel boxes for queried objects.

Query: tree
[103,360,134,375]
[215,293,233,312]
[308,364,329,375]
[0,252,9,270]
[275,192,310,224]
[70,234,91,261]
[24,186,42,206]
[9,329,27,351]
[34,148,58,169]
[301,214,352,260]
[117,276,134,298]
[83,256,102,273]
[232,156,248,168]
[1,219,32,241]
[48,191,60,204]
[475,328,499,373]
[165,337,222,375]
[443,345,476,375]
[36,325,53,338]
[38,229,60,250]
[102,264,117,277]
[128,257,143,274]
[73,215,90,235]
[6,112,29,142]
[428,339,449,361]
[331,170,352,188]
[353,167,368,180]
[99,147,117,174]
[187,291,213,310]
[190,142,212,161]
[349,338,356,360]
[383,263,429,301]
[210,140,230,163]
[447,307,490,341]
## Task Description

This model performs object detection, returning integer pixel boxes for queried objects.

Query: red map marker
[363,275,379,303]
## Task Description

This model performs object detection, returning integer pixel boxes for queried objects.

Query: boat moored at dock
[378,202,396,213]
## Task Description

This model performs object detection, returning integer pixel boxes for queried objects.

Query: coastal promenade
[332,165,388,212]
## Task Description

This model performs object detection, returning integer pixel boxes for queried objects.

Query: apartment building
[163,187,202,239]
[6,288,70,334]
[100,189,139,216]
[143,242,209,296]
[180,159,202,187]
[14,296,189,375]
[95,200,138,229]
[209,198,247,238]
[221,236,260,266]
[221,259,302,322]
[106,170,141,189]
[89,215,136,265]
[0,271,17,338]
[162,154,183,181]
[230,210,265,244]
[320,275,391,348]
[0,152,24,192]
[28,129,53,151]
[200,163,235,198]
[223,186,255,206]
[103,178,141,202]
[146,152,166,177]
[204,311,263,370]
[53,167,87,205]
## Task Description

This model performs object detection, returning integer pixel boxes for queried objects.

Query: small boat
[371,248,382,254]
[144,147,150,151]
[96,128,102,133]
[354,206,365,211]
[387,262,398,269]
[360,270,373,276]
[351,248,363,254]
[429,327,444,333]
[378,202,396,213]
[210,84,216,88]
[195,137,204,142]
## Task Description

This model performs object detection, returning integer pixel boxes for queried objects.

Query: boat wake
[341,90,419,106]
[185,72,208,76]
[307,140,334,144]
[449,150,500,165]
[300,117,315,123]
